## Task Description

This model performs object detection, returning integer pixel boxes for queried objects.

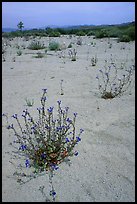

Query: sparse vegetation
[28,41,45,50]
[48,41,60,51]
[96,61,135,99]
[17,50,22,56]
[68,49,77,61]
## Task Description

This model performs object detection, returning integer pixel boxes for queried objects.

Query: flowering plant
[3,89,84,201]
[96,61,135,99]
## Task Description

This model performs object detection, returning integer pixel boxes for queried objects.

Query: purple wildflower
[19,144,27,151]
[7,124,14,129]
[80,128,84,134]
[52,191,56,196]
[57,100,61,105]
[50,163,59,170]
[66,138,70,143]
[74,151,79,156]
[42,88,47,93]
[66,118,72,123]
[76,136,81,142]
[12,114,17,119]
[74,112,77,117]
[25,159,30,168]
[47,106,54,113]
[65,106,69,112]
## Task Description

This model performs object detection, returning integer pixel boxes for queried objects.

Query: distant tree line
[2,21,135,42]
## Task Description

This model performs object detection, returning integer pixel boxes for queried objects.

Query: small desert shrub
[68,49,77,61]
[118,35,131,42]
[3,89,84,201]
[15,44,20,49]
[108,43,112,49]
[76,37,82,45]
[68,43,72,48]
[17,50,22,56]
[91,42,96,47]
[48,41,60,51]
[96,61,135,99]
[2,46,6,54]
[25,98,34,107]
[28,41,45,50]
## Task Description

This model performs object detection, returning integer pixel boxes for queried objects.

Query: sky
[2,2,135,29]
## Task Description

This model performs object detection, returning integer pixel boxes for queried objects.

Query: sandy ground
[2,35,135,202]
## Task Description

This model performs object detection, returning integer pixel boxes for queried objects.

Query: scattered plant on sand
[17,50,22,56]
[25,98,34,107]
[96,61,135,99]
[60,79,64,95]
[28,41,45,50]
[48,41,60,51]
[68,49,77,61]
[91,55,97,66]
[68,43,72,48]
[76,37,82,45]
[2,89,84,202]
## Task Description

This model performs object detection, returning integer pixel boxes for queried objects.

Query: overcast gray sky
[2,2,135,28]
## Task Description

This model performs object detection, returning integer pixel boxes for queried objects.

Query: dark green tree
[17,21,24,31]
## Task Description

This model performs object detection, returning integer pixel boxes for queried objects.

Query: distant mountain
[2,27,31,32]
[2,21,134,33]
[2,28,18,32]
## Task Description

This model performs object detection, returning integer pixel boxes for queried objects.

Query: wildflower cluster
[3,89,84,201]
[96,61,135,99]
[6,89,83,173]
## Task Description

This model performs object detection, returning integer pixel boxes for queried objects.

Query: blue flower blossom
[74,151,79,156]
[66,118,72,123]
[57,100,61,105]
[80,128,84,134]
[50,190,56,197]
[22,114,26,118]
[25,159,30,168]
[73,112,77,117]
[66,138,70,143]
[23,109,29,116]
[19,144,27,151]
[52,191,56,196]
[56,126,62,131]
[76,136,81,142]
[50,163,59,170]
[41,96,47,101]
[12,114,17,119]
[37,107,41,112]
[7,124,14,129]
[2,113,7,117]
[47,106,54,113]
[42,88,47,93]
[41,153,46,159]
[65,107,69,112]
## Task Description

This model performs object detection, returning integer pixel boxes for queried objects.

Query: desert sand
[2,35,135,202]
